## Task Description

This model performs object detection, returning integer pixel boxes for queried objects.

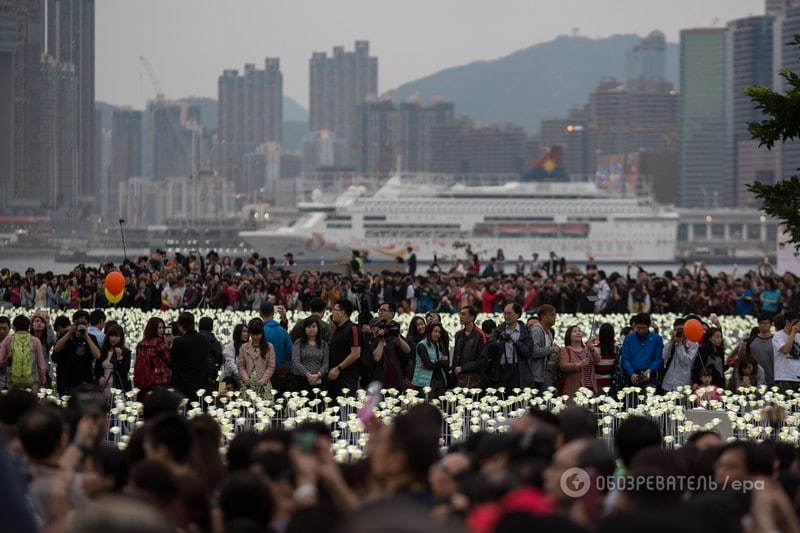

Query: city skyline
[96,0,763,110]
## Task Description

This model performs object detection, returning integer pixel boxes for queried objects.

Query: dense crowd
[0,251,800,532]
[1,249,798,317]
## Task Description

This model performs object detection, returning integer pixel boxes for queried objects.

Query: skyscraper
[309,41,378,165]
[679,28,733,207]
[110,108,143,215]
[148,99,196,181]
[728,15,779,206]
[216,58,283,192]
[778,6,800,184]
[625,30,667,88]
[47,0,95,203]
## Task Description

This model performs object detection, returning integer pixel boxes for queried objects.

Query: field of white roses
[8,308,796,458]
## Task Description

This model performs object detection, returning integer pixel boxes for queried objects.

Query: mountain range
[390,34,679,133]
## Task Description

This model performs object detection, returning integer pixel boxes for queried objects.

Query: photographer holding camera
[660,318,698,392]
[482,303,534,389]
[366,302,411,389]
[52,310,101,396]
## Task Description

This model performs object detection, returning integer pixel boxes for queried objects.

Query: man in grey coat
[482,303,535,388]
[530,304,558,390]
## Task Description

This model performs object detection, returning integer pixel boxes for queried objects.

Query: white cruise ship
[240,176,679,263]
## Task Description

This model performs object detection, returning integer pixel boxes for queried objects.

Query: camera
[675,326,684,338]
[383,324,401,339]
[500,331,513,342]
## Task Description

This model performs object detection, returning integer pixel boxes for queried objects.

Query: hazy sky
[97,0,764,110]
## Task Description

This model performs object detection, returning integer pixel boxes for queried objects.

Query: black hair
[0,389,37,426]
[558,406,596,443]
[226,431,261,472]
[198,317,214,332]
[129,459,178,505]
[481,319,498,338]
[507,302,522,316]
[631,313,651,327]
[598,323,615,355]
[0,316,9,328]
[388,406,442,482]
[141,388,183,420]
[380,301,398,313]
[146,413,193,464]
[11,315,30,332]
[461,305,478,319]
[309,297,326,314]
[89,309,106,326]
[335,299,354,316]
[177,312,195,333]
[259,301,275,317]
[615,416,662,467]
[89,443,129,491]
[218,472,275,529]
[18,406,64,460]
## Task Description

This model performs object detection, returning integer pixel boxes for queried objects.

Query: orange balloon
[104,287,123,304]
[105,271,125,295]
[684,318,704,343]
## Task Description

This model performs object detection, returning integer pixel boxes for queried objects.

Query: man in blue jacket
[620,313,663,388]
[259,302,293,366]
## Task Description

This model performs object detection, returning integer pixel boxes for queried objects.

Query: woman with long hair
[594,323,618,391]
[237,318,276,398]
[411,322,450,396]
[133,317,171,395]
[692,327,725,388]
[96,323,132,394]
[189,414,226,497]
[558,325,600,396]
[222,323,249,378]
[425,312,450,357]
[404,316,428,381]
[728,352,766,391]
[291,316,329,389]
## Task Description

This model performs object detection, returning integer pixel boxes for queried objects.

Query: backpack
[9,333,35,389]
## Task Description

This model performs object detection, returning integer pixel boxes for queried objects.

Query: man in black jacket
[198,316,224,389]
[170,312,210,400]
[452,305,486,388]
[482,303,534,389]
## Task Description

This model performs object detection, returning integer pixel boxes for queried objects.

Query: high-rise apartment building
[430,119,528,175]
[47,0,95,202]
[217,59,283,192]
[110,108,143,215]
[679,28,733,207]
[625,30,667,88]
[309,41,378,165]
[148,99,198,181]
[354,99,456,174]
[728,15,780,206]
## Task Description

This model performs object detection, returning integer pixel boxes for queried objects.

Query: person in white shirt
[772,311,800,392]
[661,318,698,392]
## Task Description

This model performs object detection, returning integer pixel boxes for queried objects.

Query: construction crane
[138,56,200,178]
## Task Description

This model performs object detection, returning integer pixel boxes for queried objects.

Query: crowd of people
[1,249,798,317]
[0,252,799,532]
[1,372,800,532]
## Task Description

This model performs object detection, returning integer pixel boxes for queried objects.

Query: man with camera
[366,302,411,388]
[52,310,101,396]
[482,303,534,389]
[660,318,698,392]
